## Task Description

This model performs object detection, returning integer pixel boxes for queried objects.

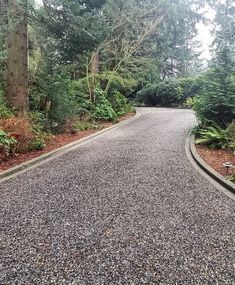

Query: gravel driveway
[0,108,234,285]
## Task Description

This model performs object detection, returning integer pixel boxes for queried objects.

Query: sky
[196,5,216,60]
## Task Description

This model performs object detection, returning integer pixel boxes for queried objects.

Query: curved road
[0,108,234,284]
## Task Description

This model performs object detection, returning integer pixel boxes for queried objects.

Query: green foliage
[74,121,102,132]
[195,124,235,151]
[227,120,235,151]
[193,47,235,128]
[109,91,131,116]
[229,175,235,184]
[137,79,182,107]
[117,57,160,96]
[179,77,202,102]
[196,126,229,149]
[212,0,234,53]
[68,81,93,117]
[101,71,137,96]
[0,91,13,118]
[0,130,17,157]
[156,79,182,107]
[30,137,46,151]
[30,57,79,129]
[94,89,117,121]
[28,112,50,150]
[184,97,198,108]
[137,84,159,106]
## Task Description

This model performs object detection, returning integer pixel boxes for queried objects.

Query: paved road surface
[0,108,234,284]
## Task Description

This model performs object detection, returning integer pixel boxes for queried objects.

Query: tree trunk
[6,0,29,113]
[90,51,99,102]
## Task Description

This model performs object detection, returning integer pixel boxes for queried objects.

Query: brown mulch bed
[0,112,135,172]
[196,145,235,177]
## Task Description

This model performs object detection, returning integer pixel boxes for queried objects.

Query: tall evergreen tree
[6,0,29,112]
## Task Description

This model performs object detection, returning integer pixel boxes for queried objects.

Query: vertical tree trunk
[90,51,99,102]
[6,0,29,113]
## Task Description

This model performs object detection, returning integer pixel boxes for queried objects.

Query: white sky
[196,5,215,60]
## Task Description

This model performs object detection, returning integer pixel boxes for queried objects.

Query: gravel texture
[0,107,234,285]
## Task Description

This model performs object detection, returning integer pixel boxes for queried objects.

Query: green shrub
[137,79,182,107]
[229,175,235,183]
[74,71,136,98]
[30,137,46,151]
[68,81,93,117]
[0,91,13,118]
[30,59,79,130]
[28,112,50,150]
[93,88,117,121]
[136,84,159,106]
[184,97,198,108]
[193,78,235,127]
[157,79,182,106]
[0,130,17,158]
[109,91,131,116]
[74,121,102,132]
[179,77,202,102]
[193,47,235,128]
[74,121,91,131]
[99,71,137,96]
[195,125,233,150]
[227,120,235,151]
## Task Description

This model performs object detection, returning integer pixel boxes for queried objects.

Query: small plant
[0,130,17,158]
[74,121,102,132]
[227,121,235,152]
[0,92,14,119]
[195,125,229,149]
[0,116,35,152]
[74,122,91,131]
[93,88,117,121]
[228,175,235,184]
[109,91,131,116]
[184,97,198,108]
[30,138,46,151]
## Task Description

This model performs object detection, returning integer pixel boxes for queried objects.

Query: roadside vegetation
[0,0,234,168]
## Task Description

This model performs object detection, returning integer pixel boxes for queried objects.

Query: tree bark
[6,0,29,113]
[90,51,99,102]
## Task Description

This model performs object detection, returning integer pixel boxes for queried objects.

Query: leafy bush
[184,97,198,108]
[109,91,131,116]
[137,79,182,107]
[93,89,117,121]
[0,130,17,158]
[0,116,35,151]
[157,79,182,106]
[193,79,235,127]
[0,116,48,152]
[227,120,235,151]
[0,91,13,118]
[195,125,233,150]
[74,121,102,132]
[30,137,46,151]
[179,77,202,102]
[136,84,159,106]
[99,71,137,96]
[74,71,137,99]
[68,81,93,117]
[30,58,79,130]
[229,175,235,183]
[193,47,235,128]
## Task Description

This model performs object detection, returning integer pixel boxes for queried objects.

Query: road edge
[0,111,140,182]
[185,134,235,200]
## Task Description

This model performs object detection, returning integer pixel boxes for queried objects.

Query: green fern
[196,126,229,149]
